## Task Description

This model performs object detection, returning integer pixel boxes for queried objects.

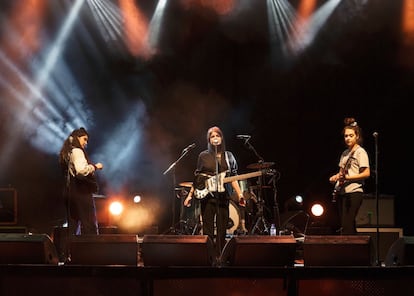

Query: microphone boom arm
[244,139,264,162]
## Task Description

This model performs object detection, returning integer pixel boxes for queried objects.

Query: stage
[1,233,414,296]
[1,264,414,296]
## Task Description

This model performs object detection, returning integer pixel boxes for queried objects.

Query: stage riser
[1,271,414,296]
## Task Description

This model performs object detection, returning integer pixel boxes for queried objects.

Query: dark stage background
[0,0,411,236]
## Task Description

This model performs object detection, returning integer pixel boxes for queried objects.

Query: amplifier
[356,194,394,226]
[0,188,17,225]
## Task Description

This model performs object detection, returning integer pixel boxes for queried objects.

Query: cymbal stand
[250,174,269,235]
[240,137,269,234]
[269,169,281,230]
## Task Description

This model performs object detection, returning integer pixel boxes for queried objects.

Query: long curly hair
[58,127,89,172]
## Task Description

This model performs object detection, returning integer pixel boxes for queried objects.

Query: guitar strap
[343,148,357,171]
[225,151,230,174]
[224,151,234,194]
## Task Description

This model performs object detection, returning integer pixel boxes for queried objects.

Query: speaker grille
[0,233,59,264]
[304,235,372,266]
[141,235,214,267]
[221,235,297,266]
[68,234,139,265]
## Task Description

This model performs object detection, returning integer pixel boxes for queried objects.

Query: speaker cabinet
[221,235,297,266]
[356,194,395,226]
[357,227,403,262]
[68,234,139,265]
[304,235,372,266]
[141,235,214,267]
[0,188,17,224]
[0,233,59,264]
[385,236,414,266]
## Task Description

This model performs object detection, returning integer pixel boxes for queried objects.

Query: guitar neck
[223,171,263,184]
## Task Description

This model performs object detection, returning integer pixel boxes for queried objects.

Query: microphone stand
[214,143,222,257]
[373,133,380,266]
[163,148,192,234]
[243,139,264,163]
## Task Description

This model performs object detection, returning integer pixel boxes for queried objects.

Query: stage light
[280,195,308,237]
[109,201,123,216]
[267,0,342,62]
[284,194,304,212]
[310,202,324,217]
[295,195,303,203]
[133,194,141,203]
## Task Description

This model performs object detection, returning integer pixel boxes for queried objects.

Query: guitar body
[332,179,344,203]
[194,170,263,200]
[194,172,226,199]
[331,150,356,202]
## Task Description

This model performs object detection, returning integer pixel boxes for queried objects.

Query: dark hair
[207,126,226,153]
[58,127,90,171]
[342,117,363,145]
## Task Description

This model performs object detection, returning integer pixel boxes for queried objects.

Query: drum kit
[176,161,279,236]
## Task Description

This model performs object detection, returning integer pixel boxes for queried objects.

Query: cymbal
[179,182,193,188]
[92,194,106,198]
[246,162,275,169]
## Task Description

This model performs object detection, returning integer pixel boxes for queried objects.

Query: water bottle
[270,224,277,236]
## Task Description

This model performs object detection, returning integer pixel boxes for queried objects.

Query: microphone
[182,143,196,153]
[236,135,251,140]
[212,139,220,145]
[373,132,378,138]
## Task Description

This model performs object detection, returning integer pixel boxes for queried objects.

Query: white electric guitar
[193,170,264,199]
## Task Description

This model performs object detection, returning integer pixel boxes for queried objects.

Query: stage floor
[1,233,413,295]
[1,264,414,296]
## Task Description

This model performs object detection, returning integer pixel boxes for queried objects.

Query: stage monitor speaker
[357,227,402,262]
[141,235,214,267]
[68,234,139,265]
[0,233,59,264]
[385,236,414,266]
[303,235,372,266]
[221,235,297,266]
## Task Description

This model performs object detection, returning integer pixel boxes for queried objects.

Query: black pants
[68,178,99,235]
[200,193,229,256]
[338,192,364,235]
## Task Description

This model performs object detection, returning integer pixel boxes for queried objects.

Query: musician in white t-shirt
[329,118,370,234]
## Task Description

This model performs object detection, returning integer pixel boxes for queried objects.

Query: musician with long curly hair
[59,127,103,236]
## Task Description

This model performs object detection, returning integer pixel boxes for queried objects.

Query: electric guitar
[193,170,264,199]
[332,150,355,202]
